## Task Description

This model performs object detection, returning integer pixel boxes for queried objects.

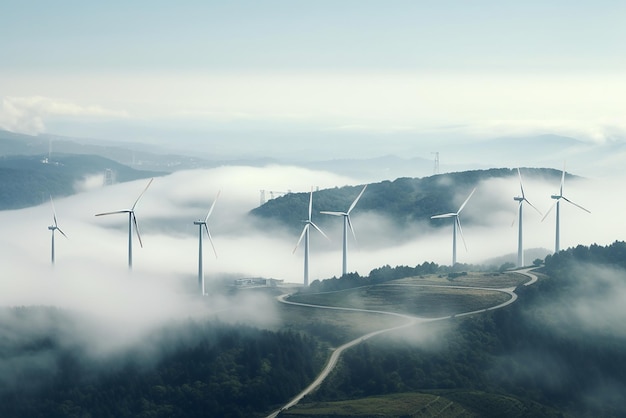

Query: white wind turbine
[95,178,153,269]
[320,184,367,277]
[431,188,476,266]
[48,196,68,265]
[512,168,542,267]
[541,166,590,253]
[293,188,329,286]
[194,191,220,296]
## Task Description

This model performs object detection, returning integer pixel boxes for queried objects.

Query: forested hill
[0,154,164,210]
[251,167,566,229]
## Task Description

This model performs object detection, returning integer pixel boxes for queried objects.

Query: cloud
[0,164,623,361]
[0,96,129,135]
[533,263,626,338]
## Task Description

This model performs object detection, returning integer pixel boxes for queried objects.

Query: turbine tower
[320,184,367,276]
[194,191,220,296]
[48,196,67,264]
[95,178,153,269]
[513,168,542,267]
[293,188,328,286]
[431,188,476,266]
[541,166,590,253]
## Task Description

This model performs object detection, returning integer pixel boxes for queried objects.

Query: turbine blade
[524,198,543,216]
[310,221,329,240]
[541,200,558,222]
[560,163,566,196]
[347,184,367,214]
[204,224,218,258]
[561,196,591,213]
[293,225,309,253]
[457,187,476,213]
[457,217,468,251]
[50,195,59,227]
[308,188,313,221]
[95,210,130,216]
[347,215,357,241]
[431,213,456,219]
[517,168,525,198]
[511,201,522,227]
[205,190,221,222]
[320,211,345,216]
[131,178,154,211]
[132,213,143,248]
[57,227,68,239]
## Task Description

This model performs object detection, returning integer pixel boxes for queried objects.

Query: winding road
[266,268,538,418]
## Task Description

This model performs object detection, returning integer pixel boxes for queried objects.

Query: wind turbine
[293,188,328,286]
[512,168,542,267]
[541,166,590,253]
[48,196,67,265]
[320,184,367,276]
[95,178,153,269]
[194,191,220,296]
[431,188,476,266]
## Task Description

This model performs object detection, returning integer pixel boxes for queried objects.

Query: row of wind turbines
[49,178,219,295]
[294,166,590,285]
[431,166,590,267]
[46,166,589,292]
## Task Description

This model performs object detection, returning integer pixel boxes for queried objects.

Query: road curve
[266,268,538,417]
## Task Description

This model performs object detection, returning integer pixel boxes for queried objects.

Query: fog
[0,164,623,357]
[3,164,623,286]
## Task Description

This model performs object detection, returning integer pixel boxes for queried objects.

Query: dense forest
[0,310,323,418]
[305,241,626,417]
[0,154,163,210]
[251,167,566,231]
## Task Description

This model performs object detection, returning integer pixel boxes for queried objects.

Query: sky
[1,1,626,161]
[0,2,625,347]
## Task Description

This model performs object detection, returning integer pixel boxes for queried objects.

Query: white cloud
[0,96,129,135]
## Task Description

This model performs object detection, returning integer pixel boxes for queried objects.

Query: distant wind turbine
[194,191,220,296]
[293,188,329,286]
[95,178,153,269]
[320,184,367,276]
[431,188,476,266]
[541,165,590,253]
[48,196,68,265]
[512,168,542,267]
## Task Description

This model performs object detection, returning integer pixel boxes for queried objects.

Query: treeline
[0,311,323,418]
[307,241,626,417]
[307,261,502,293]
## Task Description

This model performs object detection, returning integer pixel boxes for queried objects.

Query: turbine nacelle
[320,184,367,276]
[194,190,220,295]
[431,187,476,265]
[95,178,154,268]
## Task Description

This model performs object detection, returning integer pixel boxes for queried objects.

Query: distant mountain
[0,154,165,210]
[250,167,567,230]
[0,129,213,172]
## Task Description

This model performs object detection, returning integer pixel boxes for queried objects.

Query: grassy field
[286,277,512,318]
[392,271,530,288]
[279,390,565,417]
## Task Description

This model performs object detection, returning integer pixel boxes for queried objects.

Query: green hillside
[0,154,164,210]
[251,168,565,230]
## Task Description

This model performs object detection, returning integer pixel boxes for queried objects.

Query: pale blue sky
[2,1,624,72]
[1,1,625,157]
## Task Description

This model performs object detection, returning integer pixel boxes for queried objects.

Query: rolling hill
[251,167,566,230]
[0,154,165,210]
